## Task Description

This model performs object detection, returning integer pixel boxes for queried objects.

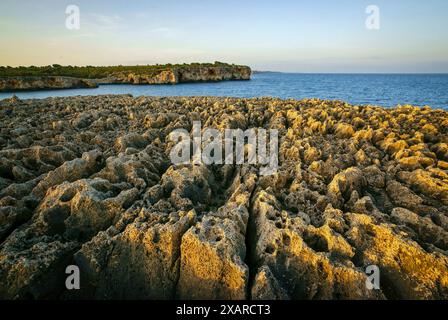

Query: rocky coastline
[0,95,447,300]
[0,64,251,92]
[0,76,98,92]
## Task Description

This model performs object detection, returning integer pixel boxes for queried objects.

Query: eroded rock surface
[0,95,447,299]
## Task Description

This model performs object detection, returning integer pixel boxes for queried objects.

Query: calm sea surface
[1,73,447,109]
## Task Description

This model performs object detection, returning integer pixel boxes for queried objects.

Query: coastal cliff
[0,63,251,91]
[110,64,251,84]
[0,76,98,92]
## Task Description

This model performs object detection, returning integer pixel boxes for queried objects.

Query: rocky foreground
[0,95,447,300]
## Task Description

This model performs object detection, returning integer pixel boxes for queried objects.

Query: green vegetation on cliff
[0,62,244,78]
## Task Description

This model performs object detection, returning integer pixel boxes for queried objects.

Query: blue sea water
[1,73,448,110]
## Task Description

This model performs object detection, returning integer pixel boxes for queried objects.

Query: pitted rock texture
[0,95,447,300]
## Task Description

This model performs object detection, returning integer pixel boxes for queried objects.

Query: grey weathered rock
[31,149,103,199]
[177,169,255,299]
[391,207,448,250]
[250,190,384,299]
[0,228,79,299]
[177,206,249,299]
[251,266,289,300]
[327,167,365,209]
[1,95,448,300]
[73,209,195,299]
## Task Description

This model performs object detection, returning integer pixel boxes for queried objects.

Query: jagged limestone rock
[1,95,448,300]
[73,209,195,299]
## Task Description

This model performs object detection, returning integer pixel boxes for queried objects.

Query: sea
[1,72,447,110]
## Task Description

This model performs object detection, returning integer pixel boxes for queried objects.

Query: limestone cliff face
[114,70,179,84]
[177,65,251,82]
[0,65,251,91]
[0,76,98,92]
[110,65,251,85]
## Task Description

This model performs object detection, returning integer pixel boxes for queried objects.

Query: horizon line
[2,63,447,75]
[254,70,448,75]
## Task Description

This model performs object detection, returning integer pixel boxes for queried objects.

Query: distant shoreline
[254,70,448,75]
[0,62,251,92]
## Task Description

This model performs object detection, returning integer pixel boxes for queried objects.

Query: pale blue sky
[1,0,447,72]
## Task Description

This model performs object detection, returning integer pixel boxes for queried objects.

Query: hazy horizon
[4,64,448,75]
[1,0,448,73]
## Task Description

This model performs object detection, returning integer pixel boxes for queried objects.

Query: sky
[0,0,447,73]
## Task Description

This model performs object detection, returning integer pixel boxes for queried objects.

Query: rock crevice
[0,96,447,299]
